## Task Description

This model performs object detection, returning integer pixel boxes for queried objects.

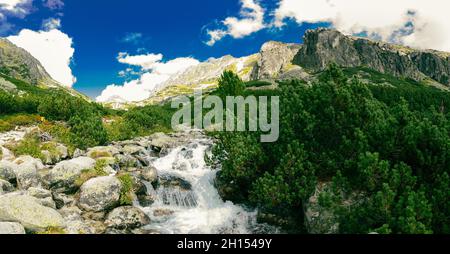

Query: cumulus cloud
[273,0,450,52]
[205,0,266,46]
[7,28,76,87]
[96,53,200,103]
[42,17,61,30]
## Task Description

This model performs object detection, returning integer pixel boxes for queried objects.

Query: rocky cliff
[294,28,450,86]
[0,39,59,87]
[251,41,301,80]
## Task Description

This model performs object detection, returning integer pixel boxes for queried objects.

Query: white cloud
[7,28,76,87]
[42,17,61,30]
[96,53,200,103]
[0,0,32,17]
[273,0,450,52]
[117,52,163,70]
[206,0,266,46]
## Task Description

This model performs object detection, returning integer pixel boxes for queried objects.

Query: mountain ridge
[101,28,450,108]
[0,38,88,100]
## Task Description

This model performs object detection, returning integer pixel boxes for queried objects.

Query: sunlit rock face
[294,28,450,86]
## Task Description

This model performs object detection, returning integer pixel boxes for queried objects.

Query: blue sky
[1,0,328,98]
[2,0,449,100]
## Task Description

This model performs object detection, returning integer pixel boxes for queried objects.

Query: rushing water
[136,135,278,234]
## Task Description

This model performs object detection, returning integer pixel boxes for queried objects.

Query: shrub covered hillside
[0,75,174,151]
[212,65,450,234]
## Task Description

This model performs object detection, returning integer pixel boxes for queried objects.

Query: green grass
[5,132,43,160]
[34,227,66,235]
[0,114,42,132]
[74,159,109,187]
[117,173,134,206]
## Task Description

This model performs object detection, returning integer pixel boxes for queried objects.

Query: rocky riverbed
[0,127,280,234]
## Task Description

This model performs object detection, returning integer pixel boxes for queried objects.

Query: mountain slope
[0,38,88,100]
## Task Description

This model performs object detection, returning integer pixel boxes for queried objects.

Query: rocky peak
[0,38,90,100]
[251,41,301,80]
[294,28,450,86]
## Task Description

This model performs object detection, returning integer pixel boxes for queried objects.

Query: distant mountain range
[1,28,449,109]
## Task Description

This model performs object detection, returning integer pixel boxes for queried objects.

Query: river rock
[122,145,146,156]
[0,193,65,232]
[153,208,174,217]
[159,175,192,190]
[140,166,158,183]
[0,222,26,234]
[105,206,150,230]
[78,176,122,212]
[149,133,176,150]
[42,157,96,193]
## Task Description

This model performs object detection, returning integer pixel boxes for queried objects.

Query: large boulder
[0,193,65,232]
[13,156,44,190]
[105,206,150,230]
[78,176,122,212]
[0,160,16,182]
[42,157,96,193]
[0,222,26,234]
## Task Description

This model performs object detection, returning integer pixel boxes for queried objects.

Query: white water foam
[137,137,277,234]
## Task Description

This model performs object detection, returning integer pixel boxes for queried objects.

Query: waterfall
[135,134,279,234]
